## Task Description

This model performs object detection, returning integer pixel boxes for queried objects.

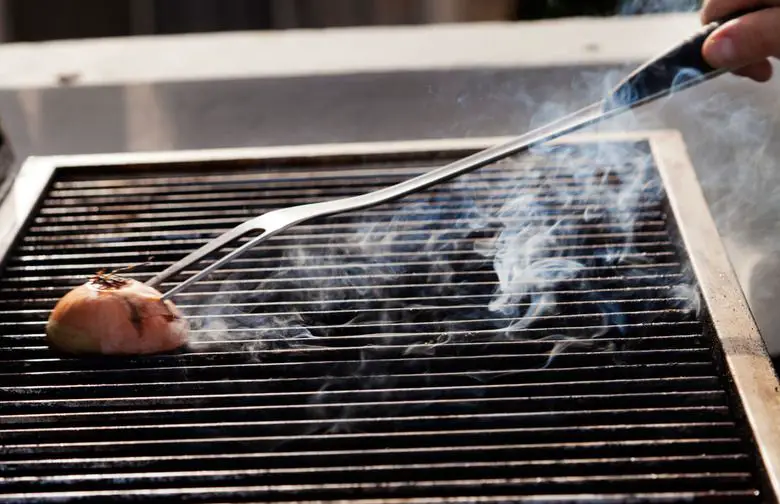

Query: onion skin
[46,277,189,355]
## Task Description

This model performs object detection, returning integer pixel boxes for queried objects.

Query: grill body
[0,132,778,502]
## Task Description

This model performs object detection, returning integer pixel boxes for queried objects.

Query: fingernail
[707,36,737,66]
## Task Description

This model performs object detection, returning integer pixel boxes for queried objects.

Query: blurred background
[0,0,700,42]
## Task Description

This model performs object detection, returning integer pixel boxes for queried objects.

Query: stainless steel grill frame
[1,130,779,502]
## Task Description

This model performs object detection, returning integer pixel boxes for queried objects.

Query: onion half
[46,273,189,355]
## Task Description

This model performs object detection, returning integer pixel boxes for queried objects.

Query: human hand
[701,1,780,82]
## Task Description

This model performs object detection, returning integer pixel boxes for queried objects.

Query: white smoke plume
[176,3,757,431]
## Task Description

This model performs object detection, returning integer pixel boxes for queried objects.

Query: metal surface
[0,132,778,501]
[647,131,780,497]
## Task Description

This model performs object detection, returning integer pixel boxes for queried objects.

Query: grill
[1,132,779,503]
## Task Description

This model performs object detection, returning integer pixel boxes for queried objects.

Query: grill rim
[1,131,778,501]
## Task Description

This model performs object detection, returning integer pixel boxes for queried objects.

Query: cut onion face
[46,273,189,356]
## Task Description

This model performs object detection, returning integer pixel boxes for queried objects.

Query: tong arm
[605,6,768,111]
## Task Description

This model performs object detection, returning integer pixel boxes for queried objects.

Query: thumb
[703,7,780,70]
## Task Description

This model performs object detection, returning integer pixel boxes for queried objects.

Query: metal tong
[146,8,761,300]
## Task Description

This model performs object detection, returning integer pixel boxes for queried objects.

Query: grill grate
[0,141,765,502]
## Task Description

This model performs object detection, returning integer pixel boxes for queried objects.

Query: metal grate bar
[46,175,633,199]
[0,362,719,395]
[37,198,662,216]
[32,209,665,226]
[48,165,634,190]
[0,375,721,408]
[0,473,758,502]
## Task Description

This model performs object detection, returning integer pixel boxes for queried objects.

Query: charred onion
[46,269,189,355]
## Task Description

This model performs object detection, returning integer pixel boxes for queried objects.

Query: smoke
[671,88,780,236]
[170,6,751,433]
[173,88,703,434]
[620,0,780,359]
[673,76,780,354]
[536,1,780,356]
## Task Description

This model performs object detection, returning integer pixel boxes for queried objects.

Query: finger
[702,8,780,69]
[701,0,780,24]
[732,59,774,81]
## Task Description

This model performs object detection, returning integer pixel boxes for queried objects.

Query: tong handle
[606,6,768,110]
